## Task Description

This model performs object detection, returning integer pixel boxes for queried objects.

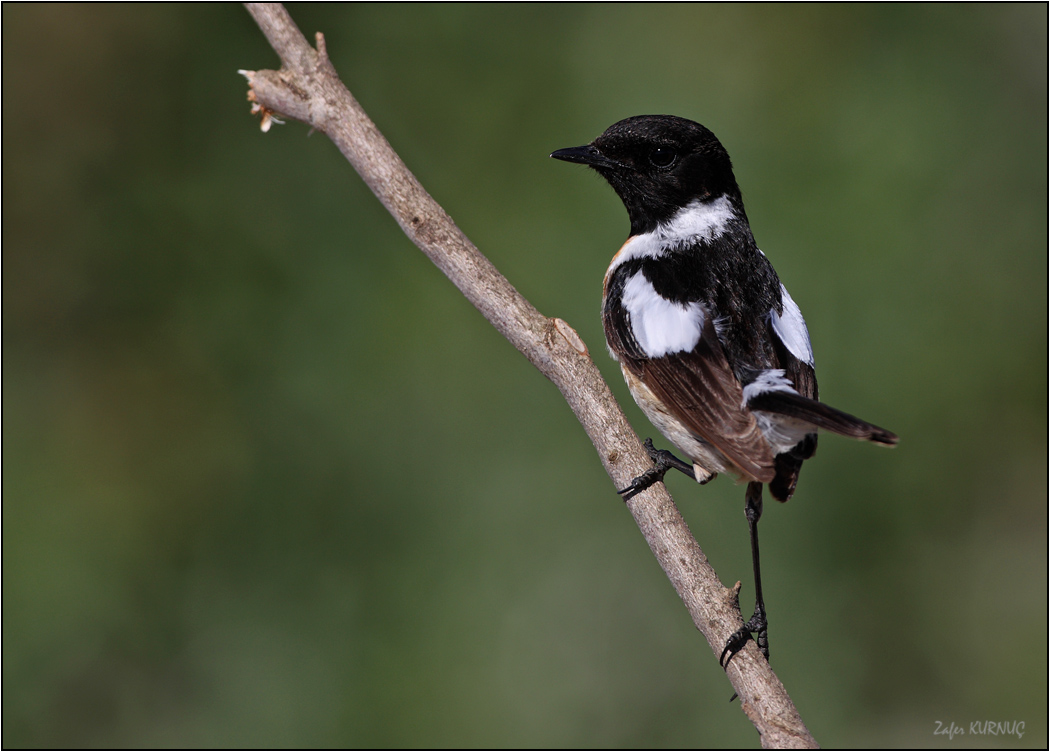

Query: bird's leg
[721,481,769,669]
[618,438,698,501]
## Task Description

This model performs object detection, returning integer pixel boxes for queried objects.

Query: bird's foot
[617,439,695,501]
[720,605,768,670]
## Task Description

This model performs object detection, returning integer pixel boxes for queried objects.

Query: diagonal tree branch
[239,4,817,748]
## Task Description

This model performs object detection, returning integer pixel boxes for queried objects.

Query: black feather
[747,391,899,446]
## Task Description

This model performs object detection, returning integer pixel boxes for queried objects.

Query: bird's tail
[747,390,898,446]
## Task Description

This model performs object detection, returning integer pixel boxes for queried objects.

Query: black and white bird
[551,115,898,669]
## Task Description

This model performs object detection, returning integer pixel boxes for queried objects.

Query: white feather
[753,412,813,456]
[743,369,812,454]
[770,284,814,365]
[621,271,706,358]
[741,369,797,405]
[608,194,736,273]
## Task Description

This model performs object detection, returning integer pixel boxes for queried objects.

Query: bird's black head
[551,115,743,235]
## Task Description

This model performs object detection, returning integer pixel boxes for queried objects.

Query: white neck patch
[621,271,706,358]
[607,194,736,275]
[770,284,814,365]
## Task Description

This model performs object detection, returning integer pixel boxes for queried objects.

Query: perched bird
[551,115,898,669]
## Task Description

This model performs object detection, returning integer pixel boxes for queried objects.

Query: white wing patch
[621,271,706,358]
[770,284,814,365]
[608,194,736,274]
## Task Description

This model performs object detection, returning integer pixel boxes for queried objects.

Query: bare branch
[240,4,817,747]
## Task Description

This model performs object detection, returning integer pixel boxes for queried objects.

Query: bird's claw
[720,609,769,670]
[617,439,695,500]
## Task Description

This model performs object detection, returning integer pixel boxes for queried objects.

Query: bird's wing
[766,285,818,401]
[762,310,818,500]
[605,291,776,483]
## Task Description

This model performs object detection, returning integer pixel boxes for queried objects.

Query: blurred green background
[4,3,1046,748]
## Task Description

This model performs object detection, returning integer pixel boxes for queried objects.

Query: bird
[550,115,898,671]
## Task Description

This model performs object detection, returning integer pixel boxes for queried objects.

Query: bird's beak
[550,144,621,170]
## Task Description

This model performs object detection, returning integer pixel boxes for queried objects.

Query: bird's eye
[649,146,677,168]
